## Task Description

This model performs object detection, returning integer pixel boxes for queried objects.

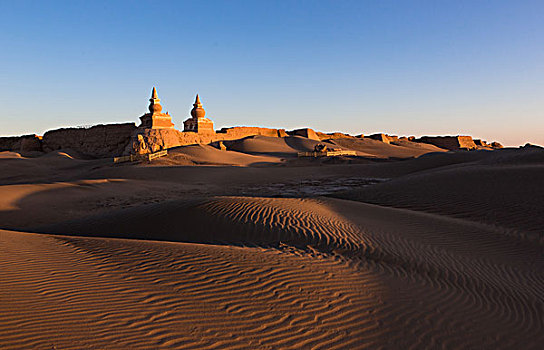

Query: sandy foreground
[0,140,543,349]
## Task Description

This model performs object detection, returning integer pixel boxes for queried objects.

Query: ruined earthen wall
[127,129,210,154]
[127,126,316,155]
[127,127,281,155]
[42,123,137,157]
[387,135,399,143]
[416,136,477,150]
[0,136,20,151]
[287,128,320,140]
[366,133,391,144]
[457,136,478,149]
[316,132,356,140]
[217,126,284,138]
[0,134,42,152]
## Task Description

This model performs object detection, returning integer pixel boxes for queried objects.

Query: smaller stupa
[138,87,175,130]
[183,94,214,133]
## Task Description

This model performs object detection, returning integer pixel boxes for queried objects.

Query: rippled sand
[1,146,542,349]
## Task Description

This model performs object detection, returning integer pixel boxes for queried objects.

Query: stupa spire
[191,93,206,119]
[194,94,202,108]
[138,86,174,130]
[184,93,214,133]
[148,87,162,114]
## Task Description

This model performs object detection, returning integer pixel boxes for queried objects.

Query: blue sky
[1,0,543,146]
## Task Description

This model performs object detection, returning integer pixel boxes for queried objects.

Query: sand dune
[223,136,316,156]
[334,152,544,238]
[326,138,447,158]
[0,179,164,230]
[0,151,110,185]
[32,197,367,250]
[223,135,448,159]
[0,151,23,159]
[1,144,543,349]
[0,229,386,349]
[3,196,543,348]
[164,144,284,166]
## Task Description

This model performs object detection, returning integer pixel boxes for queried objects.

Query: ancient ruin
[288,128,320,140]
[416,136,478,150]
[183,95,214,133]
[0,86,509,158]
[138,87,175,130]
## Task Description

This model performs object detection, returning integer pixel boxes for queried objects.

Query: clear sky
[1,0,543,146]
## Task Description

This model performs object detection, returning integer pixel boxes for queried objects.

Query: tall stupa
[138,87,175,130]
[183,94,214,133]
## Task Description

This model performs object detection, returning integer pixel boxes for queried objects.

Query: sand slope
[334,163,544,238]
[0,151,110,185]
[1,196,541,349]
[224,136,320,156]
[164,144,284,166]
[327,138,447,158]
[0,151,23,159]
[1,229,387,349]
[193,135,448,160]
[1,145,543,349]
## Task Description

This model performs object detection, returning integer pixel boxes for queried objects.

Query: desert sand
[0,138,543,349]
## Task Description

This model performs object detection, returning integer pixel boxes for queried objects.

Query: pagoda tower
[183,94,214,133]
[138,87,175,130]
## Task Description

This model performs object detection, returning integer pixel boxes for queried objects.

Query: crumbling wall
[366,133,399,144]
[127,126,321,155]
[416,136,477,150]
[287,128,320,141]
[42,123,136,157]
[217,126,284,138]
[127,127,281,155]
[473,139,488,147]
[278,129,288,137]
[0,135,27,151]
[0,134,42,152]
[127,129,218,154]
[316,132,355,140]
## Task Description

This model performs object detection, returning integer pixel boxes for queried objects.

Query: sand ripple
[2,195,542,349]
